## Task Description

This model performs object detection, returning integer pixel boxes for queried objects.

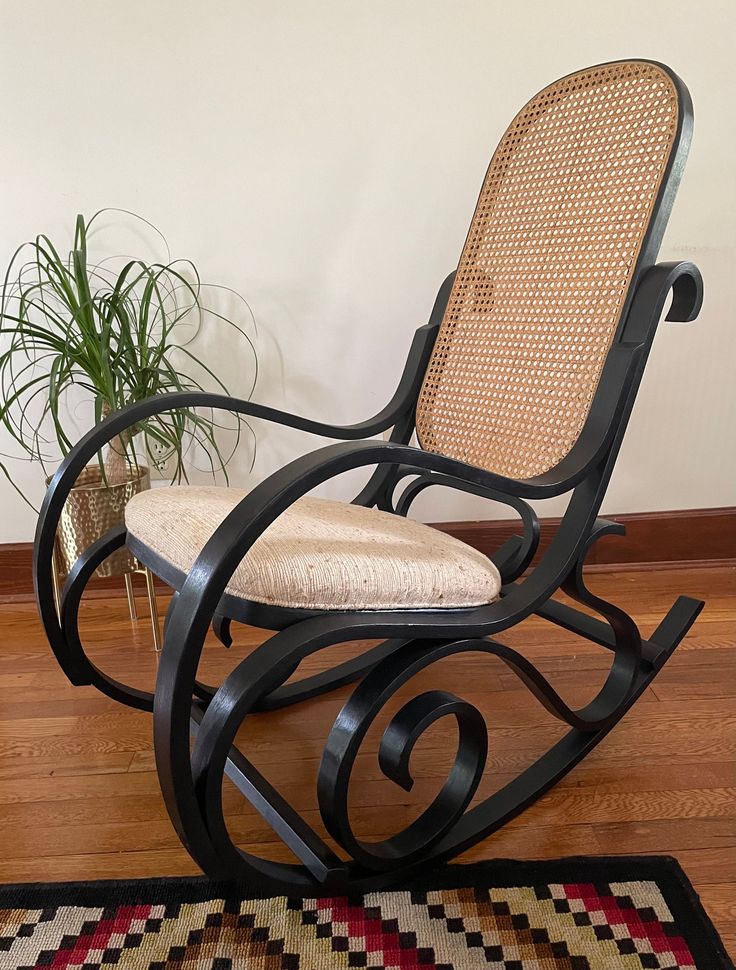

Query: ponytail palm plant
[0,210,256,505]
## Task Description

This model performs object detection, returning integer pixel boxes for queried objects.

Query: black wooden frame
[34,60,704,893]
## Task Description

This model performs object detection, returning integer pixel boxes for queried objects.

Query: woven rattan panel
[416,61,679,479]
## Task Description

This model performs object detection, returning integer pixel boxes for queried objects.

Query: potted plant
[0,210,256,599]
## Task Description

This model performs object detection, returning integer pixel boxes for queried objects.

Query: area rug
[0,857,731,970]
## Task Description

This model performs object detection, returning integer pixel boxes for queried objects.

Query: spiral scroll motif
[191,602,645,894]
[319,685,488,870]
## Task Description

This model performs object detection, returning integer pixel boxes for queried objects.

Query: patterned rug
[0,857,731,969]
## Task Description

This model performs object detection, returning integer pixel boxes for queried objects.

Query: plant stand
[48,464,162,652]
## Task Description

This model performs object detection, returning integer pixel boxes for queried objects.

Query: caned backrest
[416,61,682,480]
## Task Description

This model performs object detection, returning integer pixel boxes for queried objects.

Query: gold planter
[49,464,151,578]
[46,464,162,650]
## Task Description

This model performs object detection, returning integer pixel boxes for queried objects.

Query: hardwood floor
[0,564,734,957]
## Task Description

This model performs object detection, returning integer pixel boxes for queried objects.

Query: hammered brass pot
[48,465,150,579]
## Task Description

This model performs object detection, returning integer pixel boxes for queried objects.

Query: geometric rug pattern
[0,857,731,969]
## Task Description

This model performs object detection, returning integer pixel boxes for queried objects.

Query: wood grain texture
[0,564,733,956]
[1,506,734,599]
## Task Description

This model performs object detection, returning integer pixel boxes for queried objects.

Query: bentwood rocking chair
[35,60,704,893]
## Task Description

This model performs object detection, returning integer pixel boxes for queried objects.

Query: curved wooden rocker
[35,60,705,894]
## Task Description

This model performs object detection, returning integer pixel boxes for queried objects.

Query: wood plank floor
[0,564,733,958]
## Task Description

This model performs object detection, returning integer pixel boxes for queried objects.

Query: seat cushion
[125,486,501,611]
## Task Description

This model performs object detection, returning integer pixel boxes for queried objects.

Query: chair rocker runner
[35,59,705,893]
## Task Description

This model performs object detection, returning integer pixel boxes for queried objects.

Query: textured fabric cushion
[125,486,501,611]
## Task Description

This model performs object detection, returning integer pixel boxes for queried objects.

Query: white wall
[0,0,734,542]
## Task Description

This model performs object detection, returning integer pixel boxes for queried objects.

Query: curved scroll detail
[620,260,704,346]
[556,517,643,724]
[308,521,645,876]
[53,526,221,713]
[391,469,541,582]
[191,606,644,892]
[319,688,487,870]
[58,525,154,712]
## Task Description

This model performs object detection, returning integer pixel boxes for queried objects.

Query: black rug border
[0,855,731,969]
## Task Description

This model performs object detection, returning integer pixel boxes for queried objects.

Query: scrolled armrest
[37,309,442,533]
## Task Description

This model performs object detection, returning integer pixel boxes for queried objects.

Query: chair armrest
[33,308,446,656]
[53,319,438,482]
[36,310,439,546]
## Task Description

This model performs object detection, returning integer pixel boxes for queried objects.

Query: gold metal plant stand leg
[124,573,138,620]
[142,566,162,652]
[50,548,161,651]
[50,547,63,619]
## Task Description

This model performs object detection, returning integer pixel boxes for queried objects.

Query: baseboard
[1,506,733,602]
[0,550,170,602]
[434,506,736,571]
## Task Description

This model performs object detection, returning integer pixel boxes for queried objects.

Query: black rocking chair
[35,59,704,893]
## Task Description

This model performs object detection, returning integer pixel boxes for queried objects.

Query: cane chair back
[416,61,682,479]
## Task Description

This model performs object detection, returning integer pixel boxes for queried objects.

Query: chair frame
[34,60,704,894]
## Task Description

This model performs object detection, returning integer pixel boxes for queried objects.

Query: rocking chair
[35,59,705,893]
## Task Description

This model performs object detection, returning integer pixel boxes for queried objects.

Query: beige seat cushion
[125,486,501,611]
